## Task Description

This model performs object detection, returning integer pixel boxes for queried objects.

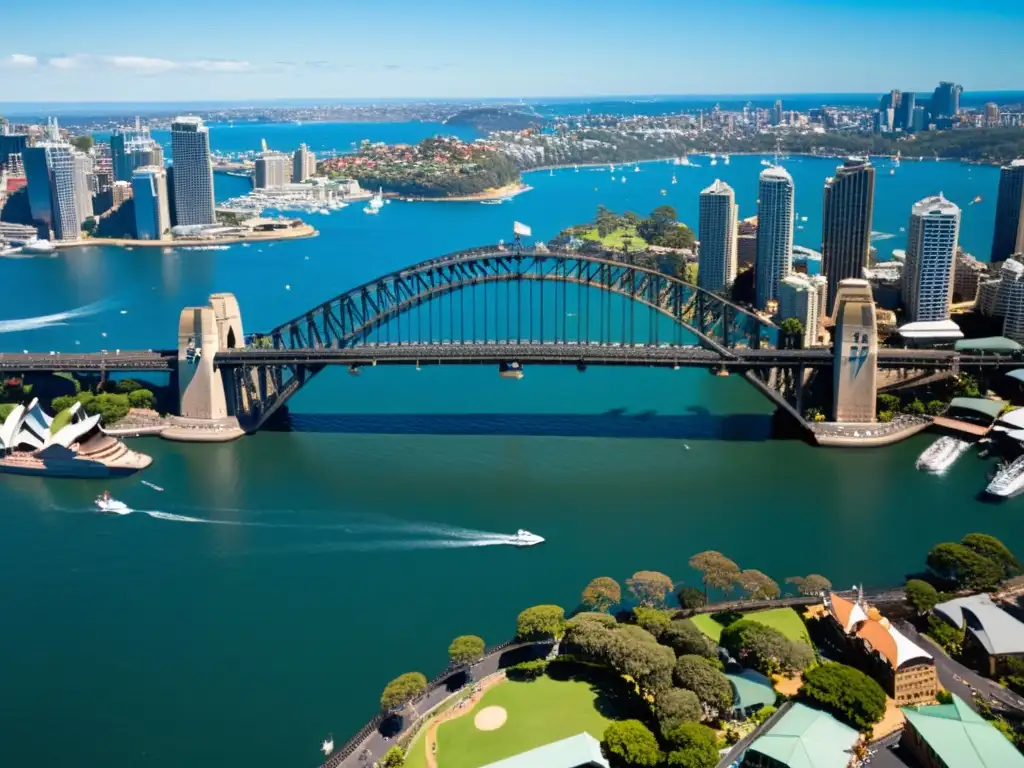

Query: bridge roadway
[0,344,1022,371]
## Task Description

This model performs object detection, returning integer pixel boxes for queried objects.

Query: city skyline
[1,0,1022,101]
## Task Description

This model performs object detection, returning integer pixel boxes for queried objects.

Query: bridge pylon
[177,293,248,423]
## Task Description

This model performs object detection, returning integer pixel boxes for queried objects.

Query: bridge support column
[176,293,245,422]
[832,279,877,422]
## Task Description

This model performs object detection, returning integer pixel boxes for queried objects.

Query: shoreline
[393,182,531,203]
[52,224,319,250]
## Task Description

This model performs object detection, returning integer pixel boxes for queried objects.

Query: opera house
[0,398,152,477]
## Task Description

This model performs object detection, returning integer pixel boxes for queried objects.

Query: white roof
[913,193,960,217]
[0,403,26,449]
[701,178,734,195]
[998,409,1024,429]
[889,623,933,666]
[898,319,964,340]
[49,413,101,448]
[760,165,793,181]
[1005,429,1024,442]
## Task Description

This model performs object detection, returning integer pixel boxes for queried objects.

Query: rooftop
[902,694,1024,768]
[934,594,1024,656]
[726,668,777,712]
[955,336,1022,353]
[478,732,609,768]
[912,193,960,216]
[702,178,733,195]
[897,319,963,340]
[760,165,793,181]
[948,397,1006,420]
[745,702,860,768]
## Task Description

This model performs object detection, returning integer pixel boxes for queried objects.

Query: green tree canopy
[926,614,966,655]
[904,579,940,614]
[663,722,719,768]
[127,388,156,410]
[736,569,781,600]
[720,619,813,675]
[689,551,741,599]
[961,533,1021,579]
[603,629,676,693]
[654,688,702,735]
[582,576,622,612]
[785,574,833,596]
[779,317,805,348]
[569,611,617,628]
[926,542,1003,590]
[799,662,887,730]
[660,620,718,659]
[447,635,485,665]
[601,720,662,767]
[676,586,707,611]
[626,571,674,607]
[616,624,660,645]
[380,672,427,711]
[70,135,94,152]
[650,205,678,225]
[516,604,565,641]
[380,746,405,767]
[633,607,671,637]
[673,655,733,719]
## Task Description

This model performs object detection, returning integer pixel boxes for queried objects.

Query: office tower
[772,100,783,126]
[111,121,164,182]
[170,117,215,226]
[897,92,916,130]
[131,166,171,240]
[991,159,1024,263]
[881,89,901,115]
[73,152,93,221]
[930,81,963,118]
[953,249,986,302]
[901,194,961,322]
[871,110,883,134]
[112,180,132,207]
[885,108,895,132]
[254,152,291,189]
[1003,263,1024,342]
[23,146,54,229]
[821,158,875,315]
[0,131,29,170]
[292,143,316,182]
[131,143,164,172]
[985,102,1000,126]
[754,166,795,310]
[23,143,88,240]
[911,106,927,132]
[697,179,738,293]
[779,273,826,347]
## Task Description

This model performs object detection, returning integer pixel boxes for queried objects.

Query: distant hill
[443,107,544,133]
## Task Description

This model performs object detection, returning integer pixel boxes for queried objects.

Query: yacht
[633,165,640,173]
[364,188,384,215]
[710,158,718,166]
[723,154,730,165]
[321,735,334,756]
[22,239,56,254]
[95,491,131,515]
[986,455,1024,498]
[916,437,971,474]
[512,529,544,547]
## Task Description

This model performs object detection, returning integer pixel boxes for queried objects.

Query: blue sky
[2,0,1021,101]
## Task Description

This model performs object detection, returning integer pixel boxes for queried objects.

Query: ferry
[915,436,971,474]
[985,455,1024,498]
[512,529,544,547]
[95,491,131,515]
[21,239,56,254]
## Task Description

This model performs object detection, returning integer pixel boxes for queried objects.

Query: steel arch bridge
[228,246,779,429]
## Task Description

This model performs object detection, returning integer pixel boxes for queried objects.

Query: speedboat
[321,734,334,756]
[512,529,544,547]
[95,492,131,515]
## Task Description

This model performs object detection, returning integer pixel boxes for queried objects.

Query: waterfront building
[901,695,1024,768]
[930,81,963,118]
[131,166,171,240]
[991,159,1024,263]
[754,166,794,310]
[778,274,825,348]
[901,194,961,323]
[111,180,132,208]
[254,152,291,189]
[111,123,163,182]
[478,732,609,768]
[23,145,54,229]
[292,144,316,182]
[170,117,215,226]
[697,179,738,293]
[740,703,859,768]
[821,158,875,315]
[24,143,88,241]
[953,249,987,303]
[832,279,877,423]
[822,591,938,705]
[934,593,1024,676]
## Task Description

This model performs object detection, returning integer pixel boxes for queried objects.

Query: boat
[710,158,718,166]
[95,491,131,515]
[723,155,730,165]
[512,529,544,547]
[985,454,1024,498]
[321,735,334,756]
[620,176,626,183]
[890,169,895,176]
[671,175,677,185]
[633,165,640,173]
[915,436,971,474]
[21,239,56,254]
[363,188,385,214]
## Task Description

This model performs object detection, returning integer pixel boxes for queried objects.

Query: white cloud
[10,54,38,67]
[104,55,178,73]
[190,59,251,73]
[15,54,264,75]
[49,56,84,69]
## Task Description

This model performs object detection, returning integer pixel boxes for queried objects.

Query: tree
[961,533,1021,579]
[720,620,813,675]
[785,574,832,596]
[448,635,485,665]
[654,688,702,734]
[601,720,662,767]
[569,611,617,628]
[779,317,805,349]
[127,388,156,410]
[689,551,741,600]
[927,399,947,415]
[877,393,900,412]
[799,662,887,730]
[616,624,660,645]
[663,722,719,768]
[955,373,981,398]
[926,614,966,655]
[673,655,733,719]
[904,579,940,614]
[582,577,622,612]
[380,672,427,711]
[650,205,678,226]
[51,394,77,412]
[563,618,614,661]
[927,542,1003,590]
[70,135,94,152]
[633,607,671,637]
[626,571,674,607]
[736,569,781,600]
[660,620,717,659]
[677,586,706,611]
[380,746,405,767]
[623,211,641,226]
[904,398,926,415]
[603,630,676,693]
[82,216,97,234]
[516,605,565,641]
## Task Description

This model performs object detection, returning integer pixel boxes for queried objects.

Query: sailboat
[364,188,384,214]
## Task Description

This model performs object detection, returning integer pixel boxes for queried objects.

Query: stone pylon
[831,279,878,423]
[176,293,244,420]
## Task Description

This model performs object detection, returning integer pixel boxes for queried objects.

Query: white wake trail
[0,298,115,334]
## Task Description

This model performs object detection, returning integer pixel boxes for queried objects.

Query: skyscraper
[821,158,875,315]
[991,159,1024,263]
[23,145,54,229]
[111,123,163,182]
[985,103,1001,126]
[254,152,291,189]
[901,194,961,323]
[772,100,783,126]
[897,92,916,130]
[930,82,963,118]
[754,166,795,310]
[293,144,317,183]
[911,106,927,133]
[170,117,215,227]
[132,166,171,240]
[73,152,94,221]
[778,273,826,348]
[23,143,89,240]
[697,179,738,293]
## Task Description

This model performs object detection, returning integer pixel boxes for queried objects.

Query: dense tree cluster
[662,722,719,768]
[799,662,887,730]
[720,619,813,675]
[516,605,566,641]
[672,655,733,720]
[601,720,662,767]
[653,688,702,734]
[926,533,1019,590]
[659,620,717,660]
[562,615,675,695]
[785,574,833,597]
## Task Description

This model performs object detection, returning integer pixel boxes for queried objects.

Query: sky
[1,0,1022,102]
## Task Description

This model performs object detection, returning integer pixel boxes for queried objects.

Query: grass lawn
[691,607,811,646]
[579,225,647,251]
[428,676,615,768]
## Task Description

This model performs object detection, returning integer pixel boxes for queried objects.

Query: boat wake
[0,298,116,334]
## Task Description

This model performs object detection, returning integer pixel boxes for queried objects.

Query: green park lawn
[579,225,647,251]
[408,676,615,768]
[692,607,811,646]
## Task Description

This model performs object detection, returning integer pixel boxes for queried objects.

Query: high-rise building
[832,279,878,423]
[821,158,876,315]
[985,102,1001,126]
[170,117,215,226]
[111,180,132,207]
[73,152,94,221]
[930,82,963,118]
[697,179,738,293]
[755,166,795,310]
[23,143,89,240]
[953,249,987,303]
[881,89,901,114]
[778,273,826,347]
[897,92,916,130]
[901,194,961,323]
[1003,263,1024,343]
[111,123,163,182]
[911,106,927,132]
[991,159,1024,263]
[772,100,783,126]
[292,143,317,182]
[131,166,171,240]
[254,152,291,189]
[0,131,29,170]
[871,110,883,134]
[23,145,54,229]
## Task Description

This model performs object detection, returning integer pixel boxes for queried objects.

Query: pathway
[422,673,506,768]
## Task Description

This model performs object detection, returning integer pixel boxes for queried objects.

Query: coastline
[394,182,531,203]
[52,224,319,250]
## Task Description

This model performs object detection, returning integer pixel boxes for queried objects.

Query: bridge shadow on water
[278,407,773,442]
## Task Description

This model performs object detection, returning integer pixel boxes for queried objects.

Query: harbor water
[0,122,1014,768]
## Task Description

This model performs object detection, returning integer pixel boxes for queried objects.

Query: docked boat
[985,455,1024,498]
[916,436,971,474]
[363,188,384,214]
[21,239,56,254]
[95,491,131,515]
[512,529,544,547]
